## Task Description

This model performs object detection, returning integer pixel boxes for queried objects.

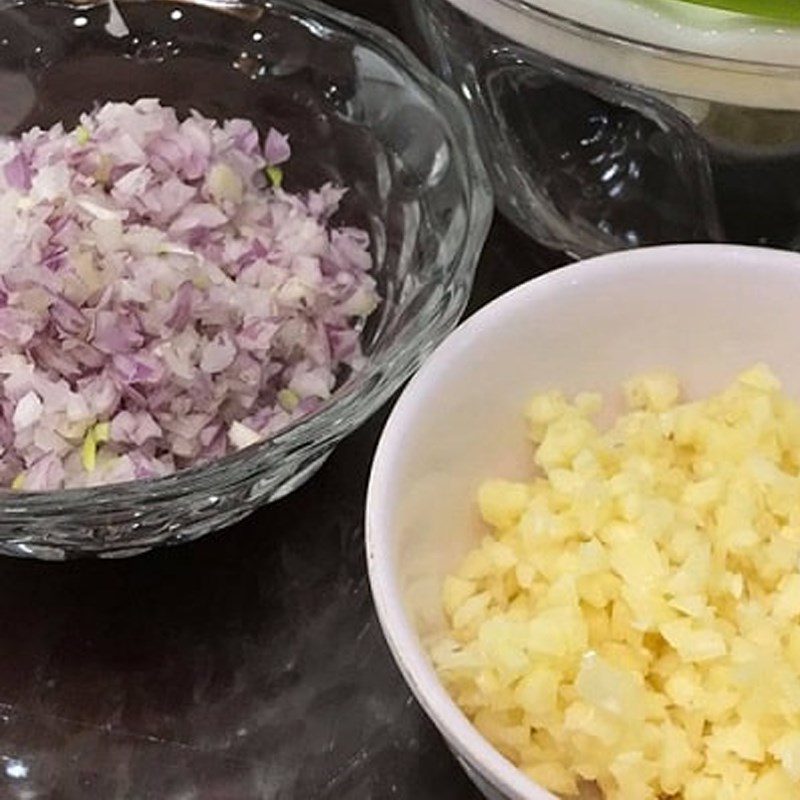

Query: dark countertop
[0,1,563,797]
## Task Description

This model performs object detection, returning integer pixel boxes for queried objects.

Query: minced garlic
[433,365,800,799]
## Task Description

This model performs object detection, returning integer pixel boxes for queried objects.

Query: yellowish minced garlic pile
[432,365,800,799]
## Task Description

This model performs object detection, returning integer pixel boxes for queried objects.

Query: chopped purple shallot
[0,99,379,490]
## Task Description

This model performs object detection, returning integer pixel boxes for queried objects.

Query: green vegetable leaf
[672,0,800,22]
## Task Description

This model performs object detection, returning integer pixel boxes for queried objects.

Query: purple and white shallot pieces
[0,99,379,490]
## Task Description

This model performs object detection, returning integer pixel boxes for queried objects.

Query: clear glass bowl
[0,0,493,559]
[412,0,800,255]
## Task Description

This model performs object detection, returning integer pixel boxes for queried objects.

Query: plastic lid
[443,0,800,108]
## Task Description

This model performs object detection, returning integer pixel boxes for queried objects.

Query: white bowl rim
[365,242,800,800]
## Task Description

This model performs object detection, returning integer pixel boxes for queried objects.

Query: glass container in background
[411,0,800,255]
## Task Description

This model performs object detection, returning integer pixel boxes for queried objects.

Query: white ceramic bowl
[366,243,800,800]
